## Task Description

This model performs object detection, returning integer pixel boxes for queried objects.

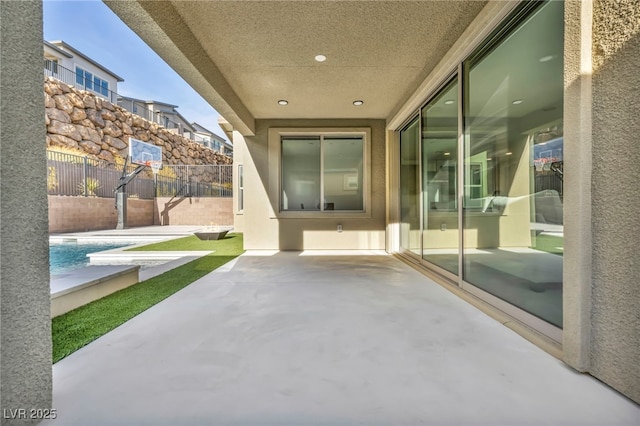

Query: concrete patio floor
[44,250,639,425]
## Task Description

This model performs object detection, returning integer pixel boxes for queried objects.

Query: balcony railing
[45,59,119,104]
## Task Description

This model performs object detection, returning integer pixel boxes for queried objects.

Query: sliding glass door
[462,0,564,328]
[421,79,459,275]
[396,0,564,335]
[399,118,420,255]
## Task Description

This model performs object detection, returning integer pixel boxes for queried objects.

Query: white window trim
[268,127,372,219]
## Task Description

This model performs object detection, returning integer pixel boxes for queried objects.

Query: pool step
[50,265,139,317]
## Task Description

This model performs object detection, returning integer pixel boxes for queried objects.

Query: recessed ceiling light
[315,54,327,62]
[539,55,555,62]
[506,152,513,156]
[278,100,288,106]
[512,99,523,105]
[444,100,455,105]
[444,152,450,156]
[353,100,364,106]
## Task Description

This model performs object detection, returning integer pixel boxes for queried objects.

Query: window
[238,165,244,212]
[76,67,91,89]
[281,135,364,212]
[75,66,109,97]
[45,59,58,75]
[269,128,370,218]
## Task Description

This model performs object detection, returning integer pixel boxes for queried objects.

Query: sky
[43,0,227,140]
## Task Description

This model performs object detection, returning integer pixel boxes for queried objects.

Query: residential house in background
[117,96,194,135]
[44,40,233,157]
[189,122,233,157]
[44,40,123,103]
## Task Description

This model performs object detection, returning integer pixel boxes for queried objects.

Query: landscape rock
[82,94,96,109]
[48,120,82,141]
[102,120,122,137]
[44,92,56,108]
[69,107,87,122]
[97,150,115,162]
[86,109,105,127]
[44,79,232,166]
[101,109,117,121]
[104,135,127,150]
[48,133,79,149]
[79,140,101,155]
[67,93,85,109]
[53,94,73,114]
[46,107,71,124]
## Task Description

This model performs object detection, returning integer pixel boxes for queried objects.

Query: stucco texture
[0,0,53,424]
[590,0,640,404]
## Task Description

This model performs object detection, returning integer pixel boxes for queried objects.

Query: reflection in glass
[324,137,363,211]
[400,119,420,255]
[462,1,564,327]
[281,137,320,211]
[282,136,364,212]
[422,79,459,274]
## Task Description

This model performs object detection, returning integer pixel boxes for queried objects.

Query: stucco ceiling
[105,0,488,135]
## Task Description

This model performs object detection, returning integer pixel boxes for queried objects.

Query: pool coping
[49,232,214,317]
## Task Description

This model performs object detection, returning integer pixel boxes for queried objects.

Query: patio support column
[562,0,593,374]
[0,0,53,423]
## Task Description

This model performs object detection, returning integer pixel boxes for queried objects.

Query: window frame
[237,164,244,213]
[268,127,372,219]
[75,65,109,97]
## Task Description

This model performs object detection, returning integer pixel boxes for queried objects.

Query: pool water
[50,241,135,275]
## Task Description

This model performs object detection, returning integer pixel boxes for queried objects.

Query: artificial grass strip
[126,234,230,251]
[52,233,244,363]
[531,234,563,256]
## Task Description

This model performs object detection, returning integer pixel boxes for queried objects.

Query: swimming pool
[50,241,137,275]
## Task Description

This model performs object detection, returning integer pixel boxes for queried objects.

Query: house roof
[118,95,179,109]
[191,122,229,145]
[48,40,125,82]
[44,40,73,58]
[103,1,489,136]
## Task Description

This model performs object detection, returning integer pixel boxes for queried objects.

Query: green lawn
[52,233,244,363]
[531,233,563,255]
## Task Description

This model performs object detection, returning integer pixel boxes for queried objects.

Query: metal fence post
[83,156,88,197]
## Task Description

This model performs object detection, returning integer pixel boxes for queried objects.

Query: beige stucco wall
[234,119,386,250]
[1,0,53,421]
[588,0,640,404]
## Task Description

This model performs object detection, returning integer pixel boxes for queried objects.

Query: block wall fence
[48,196,233,233]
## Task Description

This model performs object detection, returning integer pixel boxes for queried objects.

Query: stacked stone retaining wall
[44,77,232,166]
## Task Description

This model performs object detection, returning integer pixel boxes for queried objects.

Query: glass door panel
[462,0,564,327]
[421,79,459,275]
[399,118,420,255]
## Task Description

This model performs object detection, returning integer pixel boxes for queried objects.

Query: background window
[238,165,244,212]
[281,135,364,212]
